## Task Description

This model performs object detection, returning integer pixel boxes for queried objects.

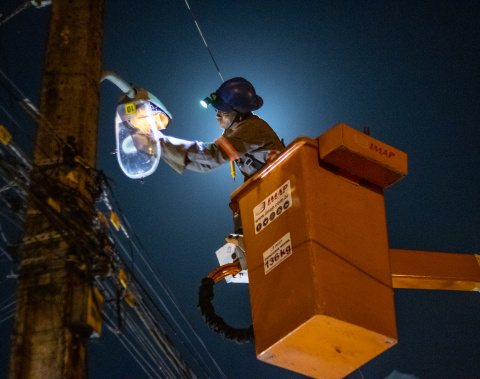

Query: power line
[0,136,184,377]
[0,297,15,325]
[0,310,14,325]
[95,231,204,378]
[0,131,216,378]
[0,151,211,377]
[103,209,225,379]
[99,279,178,379]
[182,0,224,82]
[0,1,51,27]
[99,178,226,377]
[103,313,162,379]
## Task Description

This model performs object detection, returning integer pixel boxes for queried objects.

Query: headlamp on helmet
[200,92,219,108]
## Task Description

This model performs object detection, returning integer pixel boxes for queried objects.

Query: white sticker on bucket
[263,232,292,275]
[253,180,292,234]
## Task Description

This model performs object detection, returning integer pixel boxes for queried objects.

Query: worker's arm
[159,135,233,174]
[159,135,194,174]
[159,116,283,174]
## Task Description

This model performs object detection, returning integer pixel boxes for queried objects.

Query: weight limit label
[263,233,292,275]
[253,180,291,234]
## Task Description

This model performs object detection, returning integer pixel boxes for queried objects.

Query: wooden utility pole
[9,1,104,378]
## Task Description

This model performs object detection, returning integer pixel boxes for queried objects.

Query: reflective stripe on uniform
[216,135,239,161]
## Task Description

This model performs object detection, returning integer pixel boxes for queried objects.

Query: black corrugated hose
[198,277,254,344]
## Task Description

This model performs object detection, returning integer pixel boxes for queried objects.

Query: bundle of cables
[198,262,254,344]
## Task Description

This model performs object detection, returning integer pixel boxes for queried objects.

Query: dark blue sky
[1,0,480,378]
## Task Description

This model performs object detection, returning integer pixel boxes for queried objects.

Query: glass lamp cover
[115,100,162,179]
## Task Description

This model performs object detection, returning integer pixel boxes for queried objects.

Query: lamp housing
[115,88,171,179]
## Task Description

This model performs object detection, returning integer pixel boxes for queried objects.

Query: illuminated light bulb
[129,108,152,134]
[154,112,169,130]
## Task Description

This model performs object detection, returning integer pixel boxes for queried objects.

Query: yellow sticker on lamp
[125,103,136,114]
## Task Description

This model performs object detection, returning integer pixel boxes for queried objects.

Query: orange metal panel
[318,124,408,188]
[259,314,396,379]
[231,135,399,378]
[254,241,397,379]
[390,249,480,291]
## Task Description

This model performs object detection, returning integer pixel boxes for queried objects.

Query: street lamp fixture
[101,71,172,179]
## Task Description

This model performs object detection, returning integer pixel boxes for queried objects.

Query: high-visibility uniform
[160,115,284,180]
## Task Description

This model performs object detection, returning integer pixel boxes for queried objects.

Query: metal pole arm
[101,71,135,98]
[390,249,480,292]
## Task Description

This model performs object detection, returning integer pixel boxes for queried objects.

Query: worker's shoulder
[245,114,267,124]
[236,114,272,131]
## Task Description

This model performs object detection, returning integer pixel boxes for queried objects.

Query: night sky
[1,1,480,378]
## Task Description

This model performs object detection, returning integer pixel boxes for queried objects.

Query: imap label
[253,180,291,234]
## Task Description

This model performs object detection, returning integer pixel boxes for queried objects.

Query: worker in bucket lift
[159,77,284,179]
[158,77,284,232]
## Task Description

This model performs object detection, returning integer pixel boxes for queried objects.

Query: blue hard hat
[204,77,263,113]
